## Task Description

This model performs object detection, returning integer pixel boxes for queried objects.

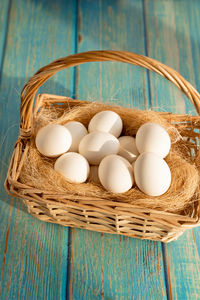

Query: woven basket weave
[5,50,200,242]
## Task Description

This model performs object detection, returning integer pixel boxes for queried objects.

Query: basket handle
[20,50,200,131]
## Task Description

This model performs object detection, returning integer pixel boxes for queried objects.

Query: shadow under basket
[5,50,200,243]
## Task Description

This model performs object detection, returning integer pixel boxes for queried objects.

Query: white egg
[88,110,123,137]
[54,152,90,183]
[35,124,72,157]
[64,121,88,152]
[99,154,134,193]
[118,136,139,163]
[134,152,171,196]
[136,122,171,158]
[88,165,100,184]
[79,131,119,165]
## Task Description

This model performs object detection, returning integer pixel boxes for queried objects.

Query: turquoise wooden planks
[164,230,200,300]
[0,0,10,72]
[1,0,200,299]
[69,229,166,300]
[144,0,196,115]
[186,0,200,92]
[75,0,150,108]
[0,0,76,298]
[68,0,167,299]
[145,0,200,299]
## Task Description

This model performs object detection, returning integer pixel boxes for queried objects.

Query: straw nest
[19,102,200,214]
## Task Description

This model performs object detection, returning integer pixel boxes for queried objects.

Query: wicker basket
[5,50,200,243]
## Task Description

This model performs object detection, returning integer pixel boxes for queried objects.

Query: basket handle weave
[20,50,200,131]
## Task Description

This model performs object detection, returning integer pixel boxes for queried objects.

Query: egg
[35,124,72,157]
[118,136,139,163]
[88,110,123,137]
[79,131,119,165]
[54,152,90,183]
[88,165,100,184]
[136,122,171,158]
[133,152,171,196]
[64,121,88,152]
[98,154,134,193]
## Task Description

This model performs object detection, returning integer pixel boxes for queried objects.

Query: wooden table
[1,1,200,299]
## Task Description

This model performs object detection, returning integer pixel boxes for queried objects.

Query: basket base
[24,199,185,243]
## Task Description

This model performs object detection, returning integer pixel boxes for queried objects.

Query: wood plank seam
[142,0,152,107]
[66,0,79,299]
[0,0,11,82]
[161,243,172,300]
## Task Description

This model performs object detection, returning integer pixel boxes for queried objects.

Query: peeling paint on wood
[1,0,200,299]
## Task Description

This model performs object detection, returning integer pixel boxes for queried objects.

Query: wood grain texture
[69,1,167,299]
[75,0,150,108]
[0,0,10,72]
[1,0,200,299]
[145,0,200,299]
[144,0,196,115]
[69,229,166,300]
[0,0,76,298]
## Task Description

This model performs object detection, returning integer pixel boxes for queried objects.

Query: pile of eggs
[35,110,171,196]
